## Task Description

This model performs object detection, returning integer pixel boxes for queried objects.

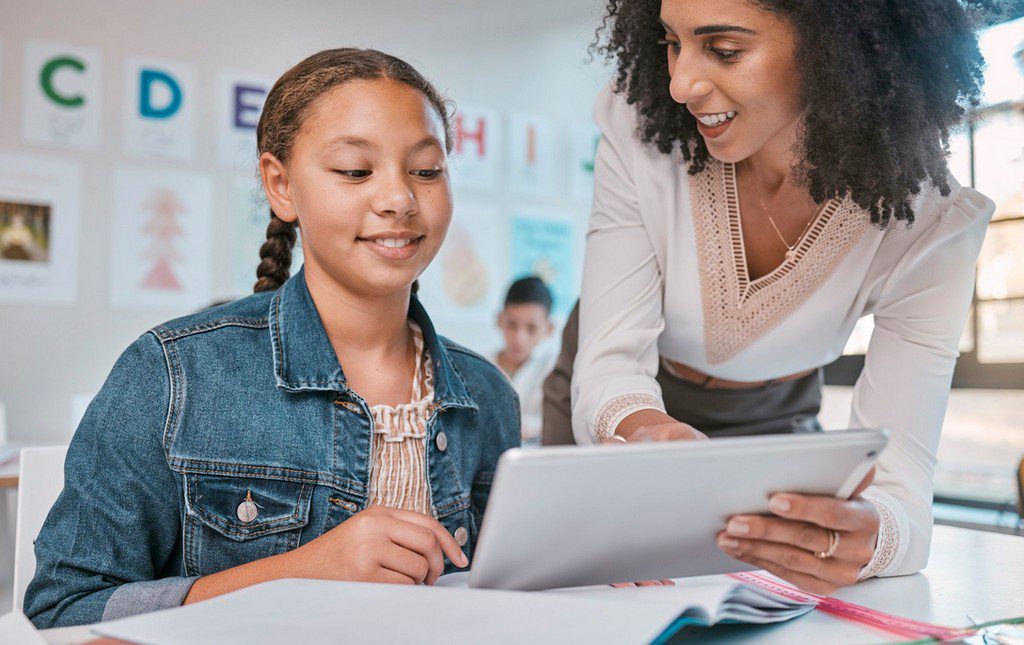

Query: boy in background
[492,277,557,447]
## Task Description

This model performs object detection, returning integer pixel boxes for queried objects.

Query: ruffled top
[367,322,435,514]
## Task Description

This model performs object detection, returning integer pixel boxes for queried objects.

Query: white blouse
[571,84,994,579]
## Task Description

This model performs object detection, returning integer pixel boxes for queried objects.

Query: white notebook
[92,574,814,644]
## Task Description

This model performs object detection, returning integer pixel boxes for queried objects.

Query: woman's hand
[716,470,878,595]
[285,505,468,585]
[603,409,708,444]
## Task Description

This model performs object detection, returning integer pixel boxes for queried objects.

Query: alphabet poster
[123,57,196,160]
[0,153,81,305]
[22,40,103,149]
[507,113,558,198]
[569,121,601,203]
[218,73,272,169]
[510,210,578,318]
[449,105,501,192]
[109,167,211,310]
[230,176,302,297]
[417,201,506,322]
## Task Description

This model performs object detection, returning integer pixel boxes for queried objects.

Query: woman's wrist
[615,408,676,440]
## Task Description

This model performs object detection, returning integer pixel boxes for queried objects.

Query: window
[825,16,1024,512]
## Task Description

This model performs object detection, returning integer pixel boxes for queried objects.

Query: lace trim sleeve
[858,497,900,580]
[592,393,666,441]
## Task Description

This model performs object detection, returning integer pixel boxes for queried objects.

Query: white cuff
[592,393,665,441]
[858,496,901,580]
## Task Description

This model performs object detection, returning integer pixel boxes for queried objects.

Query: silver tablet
[468,428,888,591]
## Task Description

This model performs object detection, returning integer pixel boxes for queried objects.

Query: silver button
[435,431,448,452]
[237,496,258,524]
[454,526,468,546]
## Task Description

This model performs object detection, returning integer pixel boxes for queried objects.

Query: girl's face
[660,0,803,164]
[262,78,452,298]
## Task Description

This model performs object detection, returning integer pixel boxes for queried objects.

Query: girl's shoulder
[147,291,275,343]
[438,336,513,392]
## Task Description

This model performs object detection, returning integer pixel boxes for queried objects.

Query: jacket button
[435,431,448,452]
[237,499,258,524]
[454,526,468,546]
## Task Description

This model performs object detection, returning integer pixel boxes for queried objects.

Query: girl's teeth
[379,239,411,248]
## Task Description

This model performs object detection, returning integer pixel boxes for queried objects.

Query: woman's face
[660,0,803,164]
[261,78,453,298]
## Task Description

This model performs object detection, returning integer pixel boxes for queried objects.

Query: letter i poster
[108,167,212,310]
[123,57,196,160]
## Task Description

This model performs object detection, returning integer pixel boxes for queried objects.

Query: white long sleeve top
[571,84,994,579]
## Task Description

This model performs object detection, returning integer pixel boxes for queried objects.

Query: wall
[0,0,610,443]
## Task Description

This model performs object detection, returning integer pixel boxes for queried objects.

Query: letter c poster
[22,40,103,149]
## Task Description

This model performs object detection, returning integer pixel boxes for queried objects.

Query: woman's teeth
[375,238,414,248]
[698,111,736,126]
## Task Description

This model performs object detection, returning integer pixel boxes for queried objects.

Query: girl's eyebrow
[658,16,757,37]
[412,136,444,153]
[324,136,376,152]
[323,136,442,153]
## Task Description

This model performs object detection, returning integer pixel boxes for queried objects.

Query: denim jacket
[25,269,520,628]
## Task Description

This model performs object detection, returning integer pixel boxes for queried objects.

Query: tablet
[468,428,888,591]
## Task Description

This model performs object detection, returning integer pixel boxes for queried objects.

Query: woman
[568,0,996,594]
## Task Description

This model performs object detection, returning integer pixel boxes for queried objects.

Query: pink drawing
[139,188,186,291]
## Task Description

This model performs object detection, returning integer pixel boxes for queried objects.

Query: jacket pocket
[182,472,313,575]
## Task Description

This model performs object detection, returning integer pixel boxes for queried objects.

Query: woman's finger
[852,466,876,497]
[725,515,833,556]
[723,548,839,597]
[768,494,874,532]
[718,535,861,587]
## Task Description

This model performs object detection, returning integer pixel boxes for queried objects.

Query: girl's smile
[357,230,425,261]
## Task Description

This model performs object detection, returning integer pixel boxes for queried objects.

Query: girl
[25,48,519,628]
[563,0,995,595]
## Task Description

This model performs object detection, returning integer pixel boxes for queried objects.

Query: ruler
[728,571,974,641]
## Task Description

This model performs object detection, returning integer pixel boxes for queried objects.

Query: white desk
[37,525,1024,644]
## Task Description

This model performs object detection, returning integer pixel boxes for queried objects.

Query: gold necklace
[744,161,816,263]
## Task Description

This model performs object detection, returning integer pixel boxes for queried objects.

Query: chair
[13,446,68,613]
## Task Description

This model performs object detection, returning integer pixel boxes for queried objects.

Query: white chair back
[0,402,8,446]
[13,446,68,613]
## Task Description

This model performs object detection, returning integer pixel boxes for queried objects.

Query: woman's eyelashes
[658,37,742,62]
[658,38,681,53]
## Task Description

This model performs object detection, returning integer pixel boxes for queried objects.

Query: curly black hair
[592,0,1004,227]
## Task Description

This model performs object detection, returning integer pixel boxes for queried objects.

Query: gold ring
[816,529,840,559]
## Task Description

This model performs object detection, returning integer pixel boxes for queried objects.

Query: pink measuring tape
[728,571,975,641]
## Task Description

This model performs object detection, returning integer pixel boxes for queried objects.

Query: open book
[92,574,814,644]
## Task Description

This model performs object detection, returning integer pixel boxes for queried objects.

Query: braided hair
[253,48,453,292]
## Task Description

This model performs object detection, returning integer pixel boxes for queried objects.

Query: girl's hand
[283,505,468,586]
[716,470,878,595]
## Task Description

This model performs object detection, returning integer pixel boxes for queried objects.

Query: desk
[37,525,1024,644]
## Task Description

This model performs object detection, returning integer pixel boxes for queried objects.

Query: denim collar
[269,268,477,411]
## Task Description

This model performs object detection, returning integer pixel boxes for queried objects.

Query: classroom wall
[0,0,609,444]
